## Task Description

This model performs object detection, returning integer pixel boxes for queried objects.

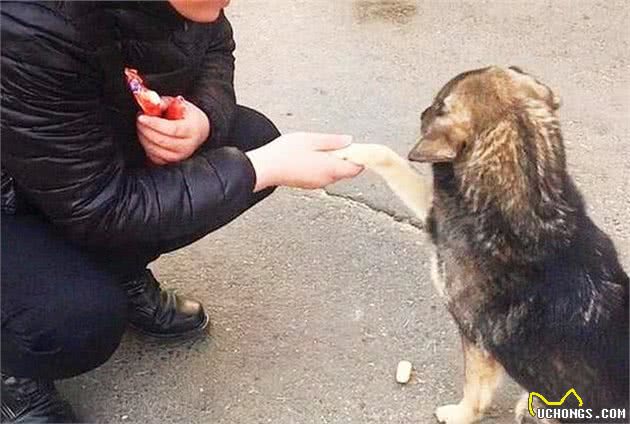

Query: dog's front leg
[331,143,432,222]
[435,337,504,424]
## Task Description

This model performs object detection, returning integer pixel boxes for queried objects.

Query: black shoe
[122,269,209,339]
[1,375,77,423]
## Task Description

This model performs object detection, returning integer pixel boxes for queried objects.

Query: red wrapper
[124,68,162,116]
[124,68,186,120]
[164,96,186,120]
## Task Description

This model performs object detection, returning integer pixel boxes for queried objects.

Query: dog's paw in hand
[331,143,395,168]
[434,403,478,424]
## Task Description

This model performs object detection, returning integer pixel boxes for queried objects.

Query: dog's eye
[421,102,447,121]
[434,102,447,117]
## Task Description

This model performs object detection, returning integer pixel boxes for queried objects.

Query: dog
[333,66,629,423]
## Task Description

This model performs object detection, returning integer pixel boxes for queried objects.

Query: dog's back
[429,167,628,418]
[474,211,628,414]
[336,66,629,422]
[409,66,629,421]
[522,222,628,413]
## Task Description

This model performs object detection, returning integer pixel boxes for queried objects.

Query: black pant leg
[1,214,129,380]
[224,105,281,152]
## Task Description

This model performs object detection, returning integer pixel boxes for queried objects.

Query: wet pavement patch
[354,0,418,25]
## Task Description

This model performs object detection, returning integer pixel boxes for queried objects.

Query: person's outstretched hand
[136,97,210,165]
[246,132,364,192]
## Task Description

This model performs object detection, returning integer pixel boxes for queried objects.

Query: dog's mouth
[408,137,457,163]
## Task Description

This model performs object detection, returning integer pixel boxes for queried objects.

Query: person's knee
[233,105,281,151]
[4,280,128,379]
[59,282,128,375]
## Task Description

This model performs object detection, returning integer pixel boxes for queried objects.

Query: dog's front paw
[434,403,477,424]
[331,143,394,168]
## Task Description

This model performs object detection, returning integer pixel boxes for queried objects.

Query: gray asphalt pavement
[60,1,630,423]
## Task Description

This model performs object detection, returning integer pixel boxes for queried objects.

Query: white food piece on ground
[396,360,413,384]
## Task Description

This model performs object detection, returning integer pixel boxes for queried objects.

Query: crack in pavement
[280,187,425,232]
[321,189,425,232]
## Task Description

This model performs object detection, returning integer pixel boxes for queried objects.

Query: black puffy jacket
[1,1,258,249]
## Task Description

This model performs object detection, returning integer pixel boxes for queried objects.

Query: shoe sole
[128,311,210,341]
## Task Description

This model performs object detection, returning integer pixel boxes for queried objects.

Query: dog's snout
[408,139,421,162]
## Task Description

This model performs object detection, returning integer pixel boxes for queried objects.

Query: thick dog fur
[334,66,629,423]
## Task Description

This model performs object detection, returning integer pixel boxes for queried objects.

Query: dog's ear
[408,136,458,163]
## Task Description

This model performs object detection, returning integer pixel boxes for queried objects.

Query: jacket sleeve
[0,4,256,249]
[186,12,237,145]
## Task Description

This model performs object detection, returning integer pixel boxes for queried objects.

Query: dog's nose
[408,139,424,162]
[408,137,457,163]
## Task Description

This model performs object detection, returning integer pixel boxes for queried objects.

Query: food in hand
[163,96,186,120]
[124,68,162,116]
[124,68,185,119]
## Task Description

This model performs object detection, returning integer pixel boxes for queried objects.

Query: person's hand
[136,97,210,165]
[245,132,364,192]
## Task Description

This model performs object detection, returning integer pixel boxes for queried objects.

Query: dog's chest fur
[426,200,496,344]
[424,167,494,316]
[425,168,629,411]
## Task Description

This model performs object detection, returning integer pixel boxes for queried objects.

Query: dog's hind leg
[435,337,504,424]
[331,144,433,222]
[514,392,559,424]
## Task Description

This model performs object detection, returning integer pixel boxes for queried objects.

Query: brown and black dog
[334,67,629,423]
